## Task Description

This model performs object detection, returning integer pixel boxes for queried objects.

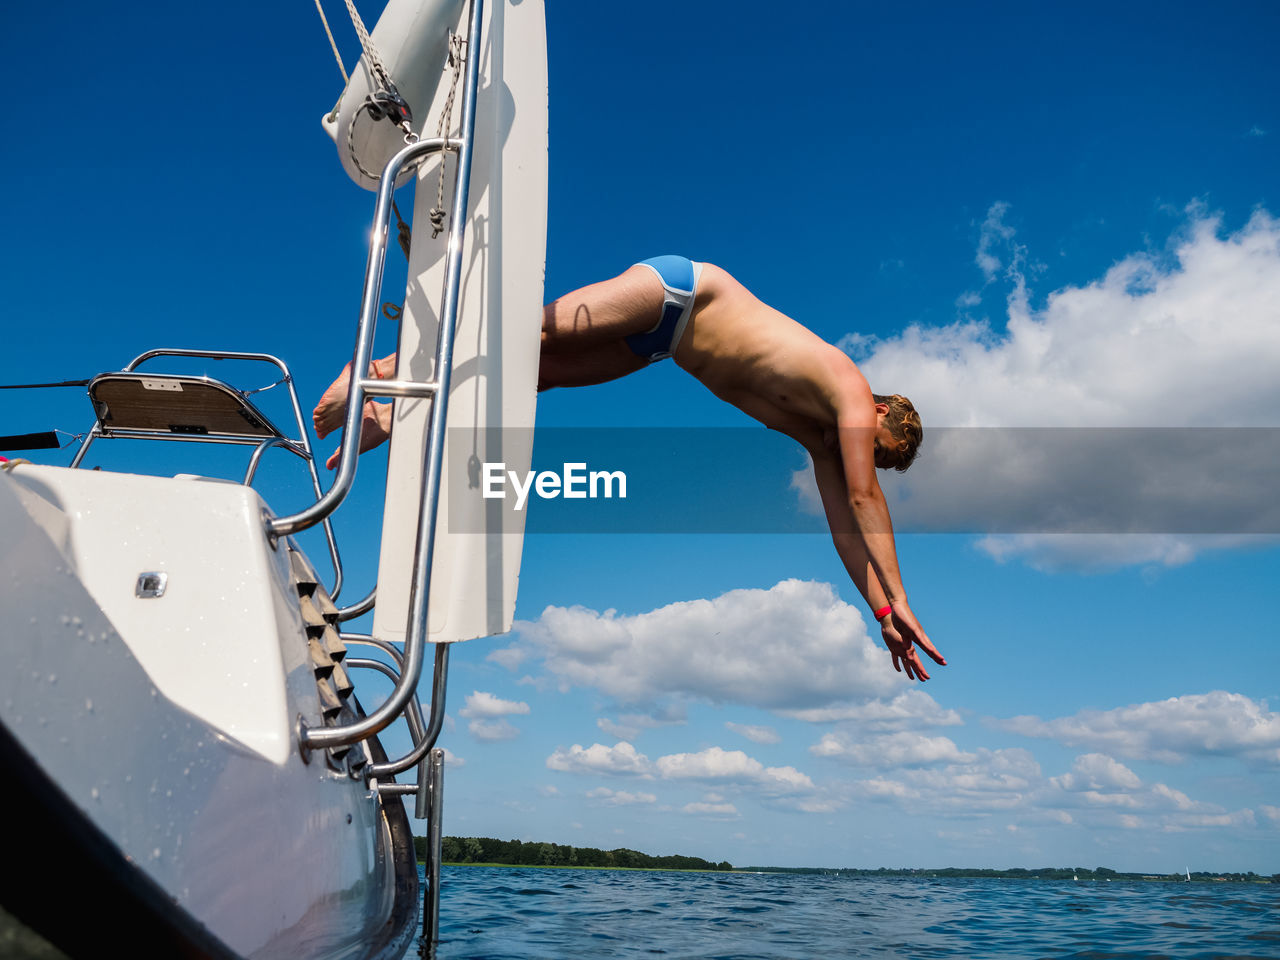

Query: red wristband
[873,604,892,621]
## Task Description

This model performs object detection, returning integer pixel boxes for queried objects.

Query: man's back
[672,263,875,451]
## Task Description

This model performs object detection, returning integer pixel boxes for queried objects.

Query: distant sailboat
[1185,866,1191,882]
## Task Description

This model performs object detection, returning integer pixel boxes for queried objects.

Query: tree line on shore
[729,865,1278,882]
[417,837,1275,882]
[418,835,731,871]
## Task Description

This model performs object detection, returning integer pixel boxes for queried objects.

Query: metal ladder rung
[358,378,439,399]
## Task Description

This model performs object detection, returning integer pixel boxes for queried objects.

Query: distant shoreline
[423,862,1275,882]
[433,861,732,873]
[420,837,1275,882]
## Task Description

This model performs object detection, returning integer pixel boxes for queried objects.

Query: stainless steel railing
[282,0,483,763]
[69,347,347,600]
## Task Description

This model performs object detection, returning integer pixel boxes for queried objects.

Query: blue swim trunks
[624,255,703,363]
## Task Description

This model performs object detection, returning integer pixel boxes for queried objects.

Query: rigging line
[0,379,91,389]
[429,34,466,238]
[54,429,85,448]
[314,0,349,121]
[242,375,290,397]
[342,0,395,94]
[313,0,350,86]
[392,200,412,259]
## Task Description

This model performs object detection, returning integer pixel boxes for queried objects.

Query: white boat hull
[0,465,418,959]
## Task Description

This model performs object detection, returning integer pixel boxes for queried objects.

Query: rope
[313,0,349,122]
[313,0,349,86]
[324,0,411,154]
[342,0,395,94]
[0,458,32,472]
[242,375,290,397]
[429,34,466,238]
[393,200,412,259]
[345,97,416,183]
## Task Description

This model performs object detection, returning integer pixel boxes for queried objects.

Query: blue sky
[3,1,1279,873]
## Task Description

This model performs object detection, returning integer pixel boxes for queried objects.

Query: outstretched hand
[879,602,946,681]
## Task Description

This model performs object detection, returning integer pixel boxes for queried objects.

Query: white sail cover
[373,0,547,644]
[324,0,467,190]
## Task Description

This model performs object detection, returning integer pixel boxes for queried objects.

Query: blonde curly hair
[872,393,922,472]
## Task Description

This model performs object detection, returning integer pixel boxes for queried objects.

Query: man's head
[872,394,922,471]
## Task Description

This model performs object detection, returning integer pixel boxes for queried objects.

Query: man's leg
[312,262,670,459]
[541,264,669,351]
[538,339,647,390]
[313,354,396,439]
[538,263,674,388]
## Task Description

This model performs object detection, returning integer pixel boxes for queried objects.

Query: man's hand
[879,602,946,681]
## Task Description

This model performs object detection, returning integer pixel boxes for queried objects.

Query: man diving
[313,256,946,682]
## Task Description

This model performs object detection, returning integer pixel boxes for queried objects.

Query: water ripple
[424,868,1279,960]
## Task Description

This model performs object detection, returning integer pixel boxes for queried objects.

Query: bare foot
[326,400,393,470]
[312,354,398,439]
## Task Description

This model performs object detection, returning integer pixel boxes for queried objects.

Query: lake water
[415,866,1280,959]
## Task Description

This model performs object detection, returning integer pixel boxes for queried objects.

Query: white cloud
[996,691,1280,765]
[597,718,639,740]
[811,730,976,768]
[842,206,1280,569]
[597,705,688,741]
[778,795,847,814]
[840,741,1261,835]
[547,741,816,797]
[869,207,1280,429]
[974,201,1021,282]
[486,645,528,670]
[903,748,1043,801]
[497,580,899,709]
[780,689,962,728]
[458,690,531,718]
[682,800,740,819]
[441,747,465,768]
[468,719,521,741]
[1050,753,1142,792]
[546,741,653,777]
[848,748,1043,816]
[851,778,920,801]
[973,533,1248,573]
[1166,810,1256,830]
[655,746,814,794]
[789,457,824,516]
[1261,805,1280,825]
[725,721,781,744]
[586,787,657,806]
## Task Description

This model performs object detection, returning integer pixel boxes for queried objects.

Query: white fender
[322,0,467,190]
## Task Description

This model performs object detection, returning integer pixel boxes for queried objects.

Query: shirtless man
[314,256,945,681]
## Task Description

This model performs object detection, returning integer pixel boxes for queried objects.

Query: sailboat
[0,0,546,956]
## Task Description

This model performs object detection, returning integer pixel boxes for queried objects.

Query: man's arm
[811,448,945,681]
